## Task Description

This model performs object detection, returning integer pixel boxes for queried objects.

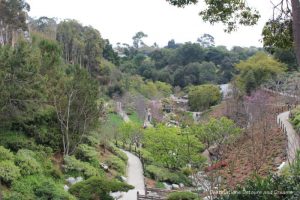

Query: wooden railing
[137,188,180,200]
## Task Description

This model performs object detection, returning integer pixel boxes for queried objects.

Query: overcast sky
[26,0,276,49]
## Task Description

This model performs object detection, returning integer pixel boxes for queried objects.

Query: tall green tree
[144,125,204,169]
[188,84,221,111]
[235,52,286,93]
[53,67,101,155]
[0,0,30,46]
[56,20,104,75]
[166,0,300,67]
[195,117,241,159]
[0,41,44,128]
[132,31,148,48]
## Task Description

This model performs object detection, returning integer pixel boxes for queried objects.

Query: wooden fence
[137,188,180,200]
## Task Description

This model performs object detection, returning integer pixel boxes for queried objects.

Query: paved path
[121,150,145,200]
[277,111,300,163]
[116,102,130,123]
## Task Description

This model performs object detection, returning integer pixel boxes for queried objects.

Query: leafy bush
[69,176,133,200]
[0,132,53,156]
[15,149,42,176]
[291,106,300,133]
[0,160,21,184]
[0,132,36,152]
[75,144,99,167]
[106,155,126,175]
[82,134,100,147]
[236,52,286,94]
[27,106,62,150]
[167,191,199,200]
[0,146,14,161]
[145,165,191,185]
[34,180,75,200]
[64,156,103,178]
[10,175,74,200]
[188,84,221,111]
[139,148,154,164]
[107,144,128,162]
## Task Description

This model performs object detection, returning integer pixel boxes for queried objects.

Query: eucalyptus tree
[56,20,104,75]
[0,0,30,46]
[132,31,148,49]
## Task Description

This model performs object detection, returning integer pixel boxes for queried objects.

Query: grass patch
[128,112,143,125]
[106,113,124,127]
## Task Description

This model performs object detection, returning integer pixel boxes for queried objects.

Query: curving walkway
[116,102,130,123]
[120,150,145,200]
[277,111,300,163]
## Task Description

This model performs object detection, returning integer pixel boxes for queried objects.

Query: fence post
[285,127,287,134]
[137,191,139,199]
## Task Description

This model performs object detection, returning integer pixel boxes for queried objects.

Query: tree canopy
[235,52,286,93]
[166,0,300,67]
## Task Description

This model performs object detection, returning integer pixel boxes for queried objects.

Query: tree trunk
[291,0,300,67]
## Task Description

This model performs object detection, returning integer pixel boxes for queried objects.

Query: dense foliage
[188,84,221,111]
[291,106,300,133]
[235,52,286,94]
[216,153,300,200]
[144,125,204,169]
[167,191,199,200]
[69,176,133,200]
[119,42,260,87]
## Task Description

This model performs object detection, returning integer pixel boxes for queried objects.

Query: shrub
[0,160,21,184]
[3,191,25,200]
[139,148,154,164]
[34,180,75,200]
[107,144,128,162]
[188,84,221,111]
[167,191,199,200]
[15,149,42,176]
[0,131,54,156]
[106,155,126,175]
[291,106,300,133]
[82,134,100,147]
[0,132,37,152]
[75,144,99,167]
[146,165,191,185]
[50,165,64,179]
[0,146,14,161]
[11,175,74,200]
[64,156,103,178]
[69,176,133,200]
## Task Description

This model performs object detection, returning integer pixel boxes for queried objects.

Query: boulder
[277,162,286,170]
[163,182,172,190]
[110,191,123,199]
[100,163,109,171]
[120,176,127,182]
[66,177,76,185]
[64,185,69,191]
[179,183,184,188]
[172,184,180,190]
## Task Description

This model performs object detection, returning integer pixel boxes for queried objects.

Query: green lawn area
[106,113,124,126]
[128,112,143,125]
